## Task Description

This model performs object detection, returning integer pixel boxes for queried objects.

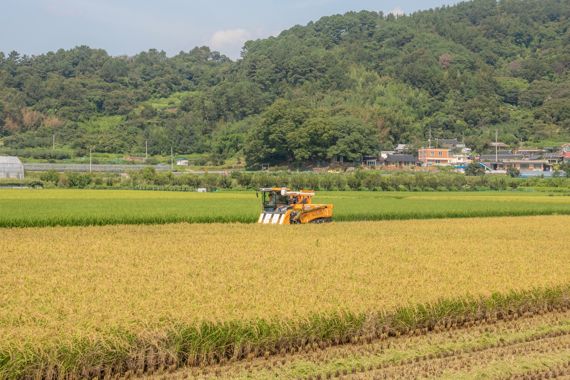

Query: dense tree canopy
[0,0,569,167]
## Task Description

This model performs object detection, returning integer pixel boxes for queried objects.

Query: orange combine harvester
[257,187,334,224]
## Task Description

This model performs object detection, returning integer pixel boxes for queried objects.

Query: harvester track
[141,310,570,379]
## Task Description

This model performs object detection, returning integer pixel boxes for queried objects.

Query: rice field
[157,310,570,379]
[1,189,570,227]
[1,216,570,378]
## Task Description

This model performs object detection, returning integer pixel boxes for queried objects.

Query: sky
[0,0,461,59]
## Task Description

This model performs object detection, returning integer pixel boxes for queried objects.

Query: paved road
[23,163,232,174]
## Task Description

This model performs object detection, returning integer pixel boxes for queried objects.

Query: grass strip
[334,208,570,222]
[1,285,569,379]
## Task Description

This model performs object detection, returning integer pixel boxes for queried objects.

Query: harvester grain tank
[257,187,333,224]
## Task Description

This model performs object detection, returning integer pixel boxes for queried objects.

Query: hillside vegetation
[0,0,569,167]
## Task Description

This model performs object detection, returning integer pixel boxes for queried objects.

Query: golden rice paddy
[2,216,569,346]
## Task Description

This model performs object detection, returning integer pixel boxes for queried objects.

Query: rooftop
[504,159,548,164]
[385,154,417,163]
[480,153,523,161]
[489,142,509,148]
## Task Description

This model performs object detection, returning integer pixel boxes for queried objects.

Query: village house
[362,155,378,167]
[418,148,452,166]
[544,152,564,165]
[480,153,522,170]
[450,153,471,166]
[480,159,551,173]
[507,160,551,172]
[383,154,417,167]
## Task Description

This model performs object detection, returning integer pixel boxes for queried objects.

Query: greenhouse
[0,156,25,179]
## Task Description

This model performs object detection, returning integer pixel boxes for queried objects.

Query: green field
[1,189,570,227]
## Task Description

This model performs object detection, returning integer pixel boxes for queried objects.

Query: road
[23,163,232,174]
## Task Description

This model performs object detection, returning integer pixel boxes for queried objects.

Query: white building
[0,156,24,179]
[450,154,472,165]
[380,151,396,159]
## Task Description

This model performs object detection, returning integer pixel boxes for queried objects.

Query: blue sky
[1,0,461,59]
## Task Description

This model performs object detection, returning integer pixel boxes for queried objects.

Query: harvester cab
[257,187,333,224]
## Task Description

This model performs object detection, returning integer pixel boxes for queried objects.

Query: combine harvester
[257,187,333,224]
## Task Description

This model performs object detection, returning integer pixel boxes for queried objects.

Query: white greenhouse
[0,156,25,179]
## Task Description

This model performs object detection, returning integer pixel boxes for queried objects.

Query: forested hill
[0,0,569,167]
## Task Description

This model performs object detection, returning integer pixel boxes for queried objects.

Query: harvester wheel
[309,218,333,224]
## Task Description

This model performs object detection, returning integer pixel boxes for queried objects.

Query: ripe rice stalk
[1,216,570,378]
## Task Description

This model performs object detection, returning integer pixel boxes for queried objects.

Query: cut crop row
[154,310,570,379]
[3,285,570,380]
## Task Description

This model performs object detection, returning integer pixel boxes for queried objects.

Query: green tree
[40,170,59,183]
[0,102,5,136]
[507,166,520,178]
[465,161,485,176]
[1,0,569,162]
[560,162,570,178]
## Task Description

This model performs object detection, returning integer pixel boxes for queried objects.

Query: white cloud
[209,29,251,49]
[388,7,405,17]
[207,28,260,59]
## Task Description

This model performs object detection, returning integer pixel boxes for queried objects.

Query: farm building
[0,156,24,179]
[176,158,189,166]
[384,154,417,167]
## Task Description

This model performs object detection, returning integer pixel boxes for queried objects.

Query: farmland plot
[1,216,569,378]
[1,189,570,227]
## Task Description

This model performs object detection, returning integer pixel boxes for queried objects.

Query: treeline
[1,0,569,167]
[30,169,570,192]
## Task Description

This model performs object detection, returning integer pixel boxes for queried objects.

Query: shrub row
[0,179,44,188]
[0,148,71,160]
[37,169,570,192]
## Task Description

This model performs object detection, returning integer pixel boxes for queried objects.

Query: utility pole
[52,134,55,150]
[89,148,93,173]
[170,146,174,171]
[145,140,148,160]
[428,126,432,149]
[495,129,498,164]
